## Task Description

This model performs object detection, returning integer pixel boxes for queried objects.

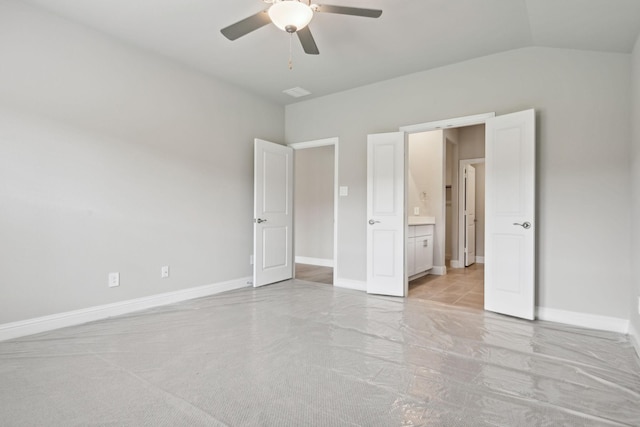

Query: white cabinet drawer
[414,224,434,237]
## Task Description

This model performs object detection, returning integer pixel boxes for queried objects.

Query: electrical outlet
[161,265,170,279]
[108,272,120,288]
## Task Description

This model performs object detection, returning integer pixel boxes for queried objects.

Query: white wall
[630,34,640,348]
[294,145,334,261]
[0,1,284,324]
[408,130,445,269]
[286,47,632,320]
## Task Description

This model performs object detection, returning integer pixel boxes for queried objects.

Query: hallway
[294,263,333,285]
[408,264,484,310]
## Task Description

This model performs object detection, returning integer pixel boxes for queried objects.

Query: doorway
[367,110,535,319]
[405,124,486,309]
[290,138,338,285]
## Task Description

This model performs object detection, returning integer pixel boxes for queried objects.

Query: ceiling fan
[220,0,383,56]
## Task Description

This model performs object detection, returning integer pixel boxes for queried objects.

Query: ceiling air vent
[283,87,311,98]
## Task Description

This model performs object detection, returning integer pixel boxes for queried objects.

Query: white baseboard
[536,307,629,334]
[0,276,252,342]
[449,260,463,268]
[334,278,366,291]
[430,265,447,276]
[451,259,484,267]
[409,271,430,281]
[295,256,334,267]
[629,321,640,361]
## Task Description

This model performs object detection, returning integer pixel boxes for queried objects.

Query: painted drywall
[457,125,486,259]
[630,33,640,347]
[408,131,445,269]
[473,163,486,258]
[294,145,334,262]
[445,142,454,259]
[444,129,459,263]
[285,47,632,320]
[458,125,486,160]
[0,1,284,324]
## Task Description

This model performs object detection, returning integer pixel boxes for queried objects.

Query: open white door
[253,139,293,287]
[366,132,406,297]
[485,109,536,320]
[464,164,476,266]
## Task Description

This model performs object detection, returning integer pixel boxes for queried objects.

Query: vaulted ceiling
[23,0,640,105]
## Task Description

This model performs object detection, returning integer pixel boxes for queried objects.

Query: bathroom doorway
[408,124,486,309]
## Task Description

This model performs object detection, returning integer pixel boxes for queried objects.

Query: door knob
[513,221,531,229]
[255,218,267,224]
[368,219,380,225]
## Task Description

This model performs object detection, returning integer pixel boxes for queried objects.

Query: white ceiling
[22,0,640,105]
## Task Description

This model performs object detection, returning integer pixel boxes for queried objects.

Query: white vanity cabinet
[407,224,434,277]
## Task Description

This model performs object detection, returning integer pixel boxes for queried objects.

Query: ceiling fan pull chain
[288,32,293,70]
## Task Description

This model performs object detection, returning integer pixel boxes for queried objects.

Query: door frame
[400,113,495,275]
[288,137,339,283]
[458,158,485,268]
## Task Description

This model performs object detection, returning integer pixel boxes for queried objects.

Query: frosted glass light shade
[268,1,313,32]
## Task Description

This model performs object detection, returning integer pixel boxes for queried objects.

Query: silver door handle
[513,221,531,229]
[368,219,380,225]
[255,218,267,224]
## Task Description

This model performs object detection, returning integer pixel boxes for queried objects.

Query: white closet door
[464,164,476,266]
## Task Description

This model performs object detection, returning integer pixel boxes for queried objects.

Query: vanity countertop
[408,216,436,225]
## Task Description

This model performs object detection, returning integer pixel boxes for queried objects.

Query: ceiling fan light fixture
[268,1,313,33]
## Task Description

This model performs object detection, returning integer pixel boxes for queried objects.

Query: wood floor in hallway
[294,263,333,285]
[408,263,484,310]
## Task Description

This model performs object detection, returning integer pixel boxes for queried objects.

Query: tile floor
[409,263,484,310]
[294,263,333,285]
[295,263,485,310]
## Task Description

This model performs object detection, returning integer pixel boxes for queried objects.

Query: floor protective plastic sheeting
[1,280,639,426]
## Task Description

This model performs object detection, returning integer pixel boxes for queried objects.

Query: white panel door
[485,110,536,320]
[464,164,476,266]
[366,132,406,297]
[253,139,293,287]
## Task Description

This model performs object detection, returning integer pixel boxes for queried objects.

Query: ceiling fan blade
[314,4,382,18]
[220,10,271,41]
[297,27,319,55]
